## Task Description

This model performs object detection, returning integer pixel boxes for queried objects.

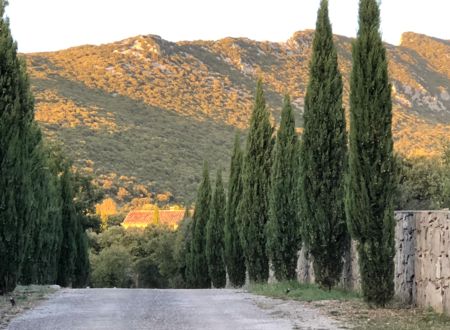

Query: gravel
[7,288,343,330]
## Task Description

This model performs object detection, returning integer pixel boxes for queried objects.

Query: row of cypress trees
[0,0,91,294]
[186,0,394,306]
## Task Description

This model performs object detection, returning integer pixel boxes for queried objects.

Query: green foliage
[224,134,246,287]
[90,244,133,288]
[443,144,450,208]
[56,164,78,287]
[267,95,301,281]
[395,156,447,210]
[299,0,349,289]
[346,0,395,306]
[174,213,193,287]
[249,281,359,302]
[73,224,90,288]
[189,162,212,288]
[238,79,273,282]
[206,170,226,288]
[0,0,47,293]
[88,225,182,288]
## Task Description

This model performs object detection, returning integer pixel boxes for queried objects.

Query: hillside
[25,31,450,203]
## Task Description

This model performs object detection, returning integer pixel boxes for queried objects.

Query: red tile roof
[122,210,186,229]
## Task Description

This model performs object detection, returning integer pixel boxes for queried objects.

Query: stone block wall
[411,211,450,314]
[295,211,450,314]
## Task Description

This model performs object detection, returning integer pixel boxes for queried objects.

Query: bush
[90,245,133,288]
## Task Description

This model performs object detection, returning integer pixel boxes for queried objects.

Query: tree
[441,143,450,208]
[224,134,246,287]
[90,244,133,288]
[346,0,395,305]
[206,170,226,288]
[190,162,212,288]
[0,0,39,293]
[266,95,301,281]
[395,156,446,210]
[56,163,78,287]
[238,79,273,282]
[73,221,90,288]
[175,208,193,287]
[299,0,349,289]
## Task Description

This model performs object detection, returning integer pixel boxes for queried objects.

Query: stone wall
[410,211,450,314]
[295,211,450,314]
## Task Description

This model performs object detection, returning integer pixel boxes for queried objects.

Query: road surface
[7,289,342,330]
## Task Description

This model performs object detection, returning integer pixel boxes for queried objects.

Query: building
[122,209,187,230]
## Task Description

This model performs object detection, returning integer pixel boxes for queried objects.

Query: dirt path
[7,289,343,330]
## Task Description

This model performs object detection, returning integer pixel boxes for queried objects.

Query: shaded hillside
[25,31,450,203]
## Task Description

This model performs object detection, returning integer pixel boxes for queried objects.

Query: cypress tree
[299,0,349,289]
[239,79,273,282]
[0,0,36,293]
[73,219,89,288]
[175,206,192,287]
[56,163,78,287]
[183,210,195,288]
[190,162,212,288]
[267,95,301,281]
[20,131,48,285]
[224,134,246,287]
[206,170,226,288]
[38,164,62,284]
[43,145,64,284]
[346,0,395,305]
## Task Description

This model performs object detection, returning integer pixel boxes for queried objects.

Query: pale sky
[6,0,450,53]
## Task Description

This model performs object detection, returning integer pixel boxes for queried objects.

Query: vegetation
[88,225,181,288]
[206,170,226,288]
[224,134,246,287]
[346,0,395,306]
[0,1,91,293]
[299,0,349,290]
[238,79,273,283]
[24,20,450,204]
[90,244,133,288]
[250,282,450,330]
[266,95,301,281]
[249,281,359,302]
[174,209,193,286]
[189,163,212,288]
[396,153,450,210]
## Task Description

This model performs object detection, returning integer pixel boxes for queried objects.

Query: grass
[249,281,450,330]
[0,285,58,329]
[249,280,359,302]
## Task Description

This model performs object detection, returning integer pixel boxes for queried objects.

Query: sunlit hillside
[25,31,450,203]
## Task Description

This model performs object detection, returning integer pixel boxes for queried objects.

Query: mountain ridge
[25,30,450,203]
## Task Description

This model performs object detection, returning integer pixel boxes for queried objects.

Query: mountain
[24,31,450,204]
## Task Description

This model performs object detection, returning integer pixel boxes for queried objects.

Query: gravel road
[7,289,342,330]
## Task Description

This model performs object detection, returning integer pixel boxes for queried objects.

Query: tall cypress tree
[73,219,89,288]
[346,0,395,305]
[42,145,64,284]
[238,79,273,282]
[206,170,226,288]
[267,95,301,281]
[224,134,246,287]
[190,162,212,288]
[20,131,49,285]
[299,0,349,289]
[0,0,36,293]
[56,163,78,287]
[175,206,192,287]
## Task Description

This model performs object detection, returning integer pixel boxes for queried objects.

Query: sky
[6,0,450,53]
